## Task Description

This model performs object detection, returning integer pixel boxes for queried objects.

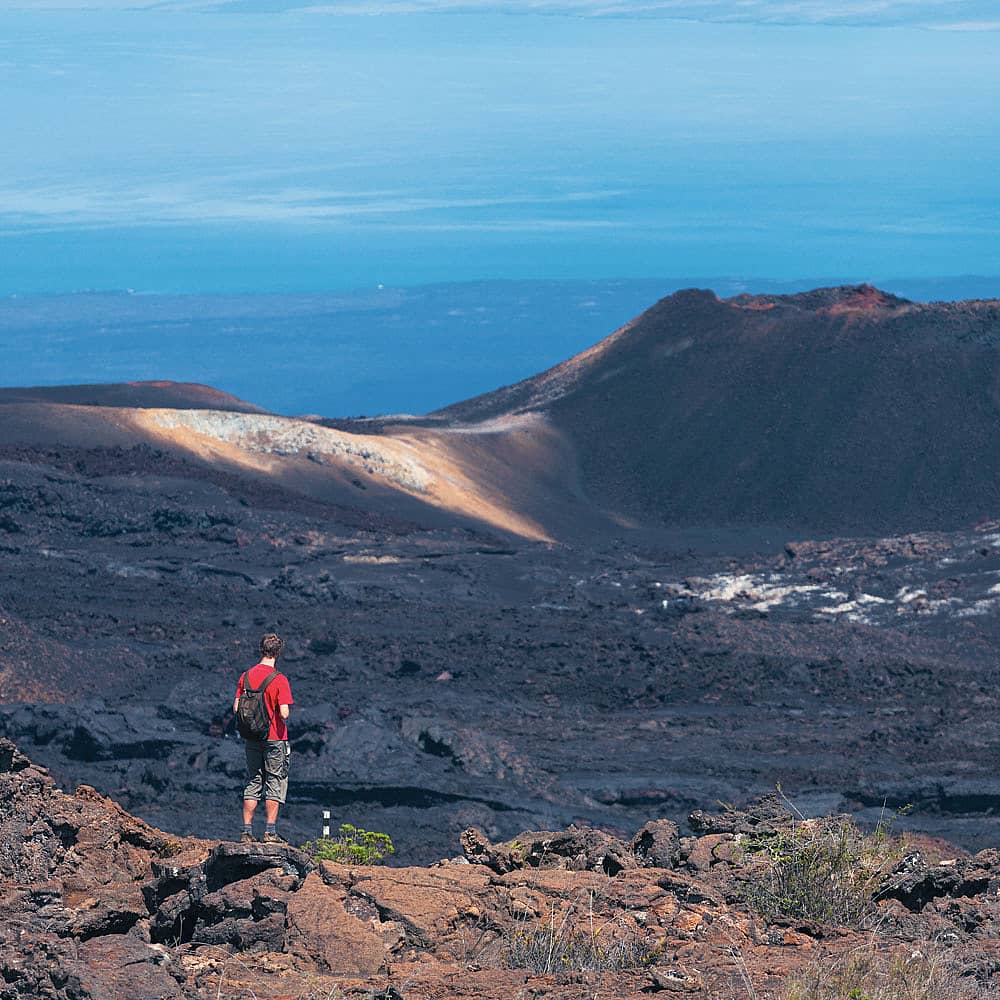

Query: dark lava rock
[148,843,311,944]
[878,854,995,913]
[203,841,312,892]
[688,794,793,836]
[4,401,1000,867]
[630,819,682,869]
[461,824,639,876]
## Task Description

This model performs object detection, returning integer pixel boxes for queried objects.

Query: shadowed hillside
[7,288,1000,540]
[436,285,1000,534]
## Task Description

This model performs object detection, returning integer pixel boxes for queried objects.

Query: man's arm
[233,696,240,714]
[277,676,293,722]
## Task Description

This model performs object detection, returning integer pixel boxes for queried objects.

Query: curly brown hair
[259,633,285,659]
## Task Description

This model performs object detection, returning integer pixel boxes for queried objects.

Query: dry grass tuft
[785,943,989,1000]
[500,889,660,974]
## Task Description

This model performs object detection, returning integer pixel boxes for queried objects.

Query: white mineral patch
[657,530,1000,625]
[106,561,159,579]
[925,598,963,613]
[956,600,999,618]
[692,574,823,611]
[816,594,889,615]
[817,600,859,615]
[747,587,820,612]
[150,410,430,492]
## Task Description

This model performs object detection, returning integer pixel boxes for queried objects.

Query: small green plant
[301,824,395,866]
[156,839,184,858]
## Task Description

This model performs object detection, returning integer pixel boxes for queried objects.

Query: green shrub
[741,813,902,929]
[301,824,395,865]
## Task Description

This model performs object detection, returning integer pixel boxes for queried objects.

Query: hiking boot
[261,831,287,845]
[240,831,256,844]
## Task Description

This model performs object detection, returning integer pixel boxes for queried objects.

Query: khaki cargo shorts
[243,739,290,804]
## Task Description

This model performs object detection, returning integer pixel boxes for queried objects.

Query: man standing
[233,633,294,844]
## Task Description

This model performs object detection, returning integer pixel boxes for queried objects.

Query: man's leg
[242,741,266,841]
[261,741,290,842]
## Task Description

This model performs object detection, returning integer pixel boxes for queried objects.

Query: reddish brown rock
[688,794,792,836]
[76,936,185,1000]
[685,833,734,872]
[322,860,491,946]
[283,871,390,975]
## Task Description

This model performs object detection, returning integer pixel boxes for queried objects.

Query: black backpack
[236,669,279,741]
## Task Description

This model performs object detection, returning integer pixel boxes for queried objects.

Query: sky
[0,2,998,293]
[7,1,1000,25]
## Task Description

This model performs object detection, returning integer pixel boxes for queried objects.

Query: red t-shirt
[236,663,294,741]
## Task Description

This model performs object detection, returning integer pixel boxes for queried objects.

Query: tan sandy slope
[0,384,570,540]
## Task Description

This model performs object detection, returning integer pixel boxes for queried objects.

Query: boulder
[684,834,735,873]
[878,855,993,913]
[64,880,149,939]
[283,871,389,975]
[631,819,682,869]
[203,841,312,891]
[76,936,185,1000]
[322,861,490,946]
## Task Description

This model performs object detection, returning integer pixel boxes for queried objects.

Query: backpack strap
[248,668,279,693]
[257,669,280,728]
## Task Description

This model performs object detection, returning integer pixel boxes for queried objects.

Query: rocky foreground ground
[4,738,1000,1000]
